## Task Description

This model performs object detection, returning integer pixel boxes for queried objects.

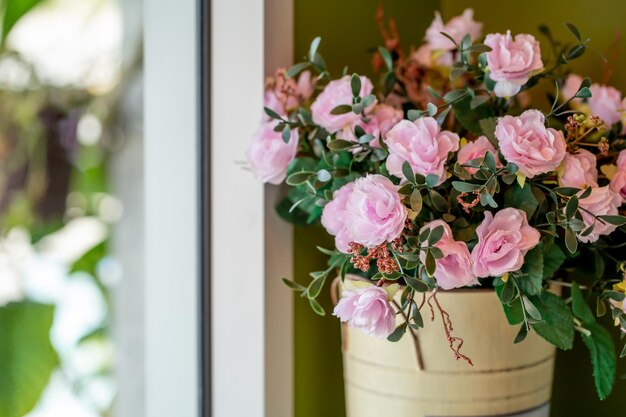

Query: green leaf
[470,95,490,109]
[581,322,616,400]
[410,189,423,214]
[307,274,327,299]
[281,125,292,143]
[426,102,437,116]
[405,275,430,293]
[387,323,407,342]
[0,302,59,417]
[519,245,544,295]
[427,225,445,245]
[575,86,592,99]
[565,22,582,42]
[402,161,415,184]
[531,292,574,350]
[425,250,437,277]
[597,215,626,226]
[412,303,424,328]
[500,278,517,304]
[478,117,499,146]
[565,227,578,254]
[378,46,393,70]
[2,0,43,42]
[330,104,353,115]
[350,74,361,97]
[542,239,566,280]
[308,36,321,61]
[451,181,481,193]
[407,109,423,121]
[425,174,439,188]
[443,89,467,103]
[309,298,326,316]
[503,183,539,220]
[327,139,354,151]
[571,282,595,325]
[566,196,579,219]
[514,323,529,344]
[286,62,311,79]
[264,106,283,120]
[286,171,313,186]
[282,277,306,291]
[522,296,542,321]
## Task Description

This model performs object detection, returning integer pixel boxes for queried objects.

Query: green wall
[292,1,625,416]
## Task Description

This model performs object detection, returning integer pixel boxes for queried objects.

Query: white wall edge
[211,0,266,416]
[144,0,200,415]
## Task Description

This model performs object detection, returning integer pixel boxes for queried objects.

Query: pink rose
[321,182,355,253]
[562,74,583,101]
[263,69,316,118]
[385,117,459,185]
[333,285,396,338]
[345,175,407,247]
[425,9,483,51]
[375,104,404,139]
[336,104,403,149]
[610,170,626,202]
[411,45,454,68]
[484,31,543,97]
[558,149,598,189]
[457,136,501,174]
[311,75,376,133]
[471,208,541,278]
[247,120,298,184]
[495,110,566,178]
[420,220,477,290]
[336,117,381,149]
[588,84,622,125]
[610,150,626,202]
[576,186,622,243]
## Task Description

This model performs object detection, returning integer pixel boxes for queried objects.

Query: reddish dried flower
[598,137,610,156]
[457,191,481,213]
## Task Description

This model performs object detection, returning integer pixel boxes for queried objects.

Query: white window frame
[145,0,294,416]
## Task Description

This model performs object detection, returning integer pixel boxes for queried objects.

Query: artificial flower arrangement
[247,9,626,400]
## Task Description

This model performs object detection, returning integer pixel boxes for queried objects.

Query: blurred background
[0,1,624,417]
[0,0,142,416]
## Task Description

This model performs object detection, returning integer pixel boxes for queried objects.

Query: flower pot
[338,275,555,417]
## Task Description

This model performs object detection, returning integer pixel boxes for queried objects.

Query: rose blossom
[588,84,623,125]
[263,69,316,118]
[471,208,541,278]
[336,104,403,148]
[576,186,622,243]
[420,220,477,290]
[333,285,395,338]
[561,73,583,102]
[411,44,454,68]
[610,150,626,202]
[322,175,407,250]
[321,182,355,253]
[375,104,404,138]
[495,110,566,178]
[311,75,376,133]
[247,120,298,184]
[385,117,459,185]
[484,31,543,97]
[425,9,483,51]
[558,149,598,189]
[457,136,501,174]
[345,175,407,247]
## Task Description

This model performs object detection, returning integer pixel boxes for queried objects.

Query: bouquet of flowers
[247,9,626,399]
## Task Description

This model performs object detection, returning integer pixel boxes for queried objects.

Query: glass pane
[0,1,143,416]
